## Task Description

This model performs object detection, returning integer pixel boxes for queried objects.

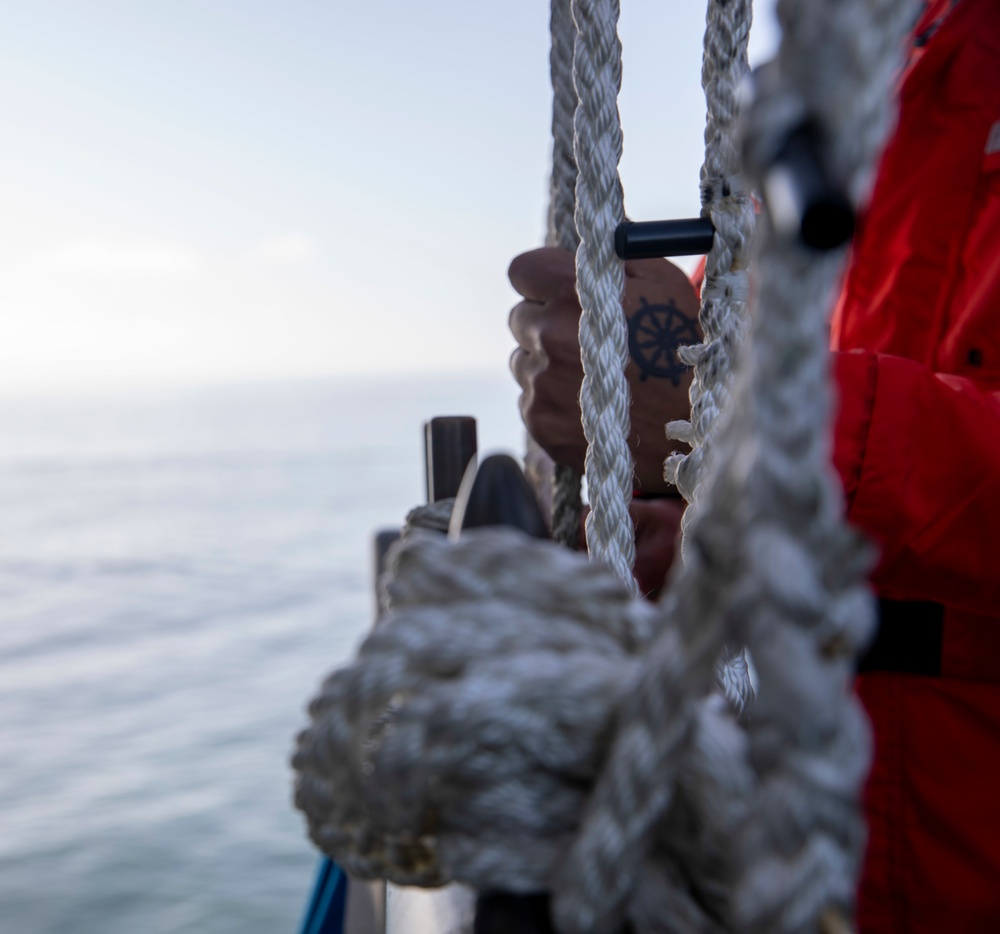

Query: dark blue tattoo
[627,297,699,385]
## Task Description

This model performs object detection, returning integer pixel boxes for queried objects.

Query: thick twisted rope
[548,0,580,251]
[664,0,755,523]
[294,2,908,932]
[571,0,635,588]
[662,0,757,717]
[550,489,750,931]
[541,5,907,922]
[531,0,585,549]
[403,499,454,537]
[726,0,911,928]
[294,530,753,933]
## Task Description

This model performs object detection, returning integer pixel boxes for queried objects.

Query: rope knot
[293,528,753,932]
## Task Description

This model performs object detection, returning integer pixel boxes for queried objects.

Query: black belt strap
[856,599,944,676]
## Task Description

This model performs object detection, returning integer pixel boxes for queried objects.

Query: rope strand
[294,4,911,932]
[729,0,911,927]
[529,0,583,548]
[570,0,635,588]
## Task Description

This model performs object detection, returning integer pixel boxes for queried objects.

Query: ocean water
[0,374,525,934]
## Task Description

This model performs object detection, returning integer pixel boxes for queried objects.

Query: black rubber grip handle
[614,217,715,260]
[761,125,855,251]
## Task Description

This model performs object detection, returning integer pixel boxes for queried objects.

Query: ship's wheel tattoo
[627,297,700,384]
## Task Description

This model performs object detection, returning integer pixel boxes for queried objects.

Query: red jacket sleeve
[834,350,1000,614]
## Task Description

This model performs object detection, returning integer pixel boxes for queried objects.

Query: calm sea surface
[0,374,524,934]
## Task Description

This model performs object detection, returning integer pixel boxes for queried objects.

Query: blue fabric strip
[298,858,347,934]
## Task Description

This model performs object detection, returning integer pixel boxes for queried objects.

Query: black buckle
[857,599,944,676]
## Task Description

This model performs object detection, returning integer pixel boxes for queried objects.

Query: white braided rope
[402,499,454,538]
[548,0,580,251]
[663,0,757,717]
[294,3,909,933]
[522,439,555,532]
[726,0,911,928]
[571,0,635,588]
[294,530,752,933]
[550,490,752,931]
[664,0,755,520]
[545,0,587,549]
[549,5,908,925]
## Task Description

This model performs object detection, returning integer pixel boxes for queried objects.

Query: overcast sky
[0,1,778,397]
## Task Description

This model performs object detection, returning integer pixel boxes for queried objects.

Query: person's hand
[509,246,701,495]
[577,498,685,599]
[632,497,685,599]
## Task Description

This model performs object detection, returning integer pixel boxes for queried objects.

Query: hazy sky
[0,1,777,396]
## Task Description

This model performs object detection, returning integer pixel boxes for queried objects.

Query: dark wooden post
[425,416,478,504]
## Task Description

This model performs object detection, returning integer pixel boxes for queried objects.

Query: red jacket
[830,0,1000,929]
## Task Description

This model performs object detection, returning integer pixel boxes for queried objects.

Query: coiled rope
[294,529,751,933]
[293,0,910,930]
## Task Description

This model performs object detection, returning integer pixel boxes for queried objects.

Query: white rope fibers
[294,2,911,932]
[726,0,911,928]
[535,0,585,549]
[664,0,757,716]
[570,0,636,588]
[664,0,755,512]
[294,529,751,933]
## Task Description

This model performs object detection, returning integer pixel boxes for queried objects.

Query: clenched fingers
[508,247,576,302]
